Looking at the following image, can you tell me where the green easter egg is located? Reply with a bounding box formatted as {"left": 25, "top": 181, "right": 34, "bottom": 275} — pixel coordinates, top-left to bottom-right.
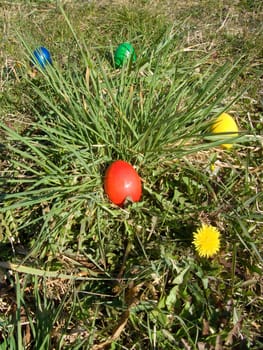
{"left": 114, "top": 42, "right": 136, "bottom": 68}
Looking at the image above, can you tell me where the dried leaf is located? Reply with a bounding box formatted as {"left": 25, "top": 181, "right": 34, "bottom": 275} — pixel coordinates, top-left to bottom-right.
{"left": 85, "top": 66, "right": 90, "bottom": 88}
{"left": 181, "top": 338, "right": 191, "bottom": 350}
{"left": 202, "top": 318, "right": 210, "bottom": 336}
{"left": 215, "top": 334, "right": 223, "bottom": 350}
{"left": 225, "top": 317, "right": 243, "bottom": 345}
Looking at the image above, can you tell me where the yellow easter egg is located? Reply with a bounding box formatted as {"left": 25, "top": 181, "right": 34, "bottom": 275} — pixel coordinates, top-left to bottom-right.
{"left": 211, "top": 113, "right": 238, "bottom": 149}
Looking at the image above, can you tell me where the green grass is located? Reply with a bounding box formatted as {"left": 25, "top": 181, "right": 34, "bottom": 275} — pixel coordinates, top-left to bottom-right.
{"left": 0, "top": 1, "right": 262, "bottom": 349}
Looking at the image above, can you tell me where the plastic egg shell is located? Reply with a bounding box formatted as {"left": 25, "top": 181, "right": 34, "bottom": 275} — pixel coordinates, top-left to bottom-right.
{"left": 114, "top": 42, "right": 136, "bottom": 68}
{"left": 211, "top": 113, "right": 238, "bottom": 149}
{"left": 32, "top": 47, "right": 52, "bottom": 69}
{"left": 104, "top": 160, "right": 142, "bottom": 206}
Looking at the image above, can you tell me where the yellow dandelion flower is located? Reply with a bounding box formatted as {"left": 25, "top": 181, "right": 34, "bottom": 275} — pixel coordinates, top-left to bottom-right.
{"left": 193, "top": 224, "right": 221, "bottom": 258}
{"left": 210, "top": 163, "right": 216, "bottom": 172}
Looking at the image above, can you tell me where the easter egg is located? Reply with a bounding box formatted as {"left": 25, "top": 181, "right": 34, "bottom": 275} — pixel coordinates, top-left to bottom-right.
{"left": 211, "top": 113, "right": 238, "bottom": 149}
{"left": 104, "top": 160, "right": 142, "bottom": 206}
{"left": 114, "top": 42, "right": 136, "bottom": 68}
{"left": 32, "top": 47, "right": 52, "bottom": 69}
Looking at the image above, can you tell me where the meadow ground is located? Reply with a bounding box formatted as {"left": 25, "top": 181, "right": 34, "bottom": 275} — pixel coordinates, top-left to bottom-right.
{"left": 0, "top": 0, "right": 262, "bottom": 349}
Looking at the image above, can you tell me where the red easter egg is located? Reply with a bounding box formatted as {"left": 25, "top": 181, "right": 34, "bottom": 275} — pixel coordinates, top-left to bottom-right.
{"left": 104, "top": 160, "right": 142, "bottom": 206}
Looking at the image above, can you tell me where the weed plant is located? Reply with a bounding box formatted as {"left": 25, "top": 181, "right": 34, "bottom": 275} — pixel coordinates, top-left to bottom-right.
{"left": 0, "top": 1, "right": 262, "bottom": 349}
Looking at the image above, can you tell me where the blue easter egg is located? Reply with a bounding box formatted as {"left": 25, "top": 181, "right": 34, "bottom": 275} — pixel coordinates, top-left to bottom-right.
{"left": 32, "top": 47, "right": 52, "bottom": 69}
